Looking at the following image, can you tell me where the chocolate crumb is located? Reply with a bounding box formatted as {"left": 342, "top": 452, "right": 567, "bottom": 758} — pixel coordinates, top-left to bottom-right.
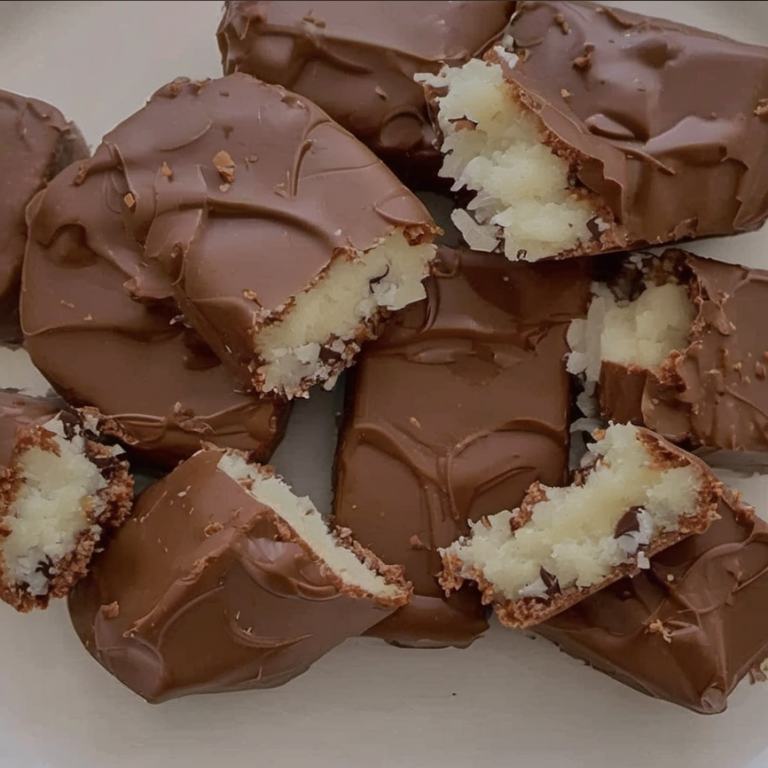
{"left": 560, "top": 88, "right": 572, "bottom": 99}
{"left": 409, "top": 534, "right": 426, "bottom": 550}
{"left": 123, "top": 192, "right": 136, "bottom": 210}
{"left": 204, "top": 522, "right": 223, "bottom": 537}
{"left": 648, "top": 619, "right": 673, "bottom": 643}
{"left": 539, "top": 567, "right": 561, "bottom": 597}
{"left": 374, "top": 86, "right": 388, "bottom": 99}
{"left": 161, "top": 162, "right": 173, "bottom": 179}
{"left": 615, "top": 505, "right": 643, "bottom": 537}
{"left": 554, "top": 13, "right": 570, "bottom": 33}
{"left": 756, "top": 99, "right": 768, "bottom": 117}
{"left": 101, "top": 601, "right": 120, "bottom": 619}
{"left": 213, "top": 149, "right": 236, "bottom": 183}
{"left": 60, "top": 300, "right": 75, "bottom": 309}
{"left": 73, "top": 161, "right": 89, "bottom": 186}
{"left": 409, "top": 416, "right": 422, "bottom": 429}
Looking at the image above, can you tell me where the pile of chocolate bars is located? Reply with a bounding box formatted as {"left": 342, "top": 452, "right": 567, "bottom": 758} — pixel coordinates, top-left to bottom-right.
{"left": 2, "top": 0, "right": 768, "bottom": 715}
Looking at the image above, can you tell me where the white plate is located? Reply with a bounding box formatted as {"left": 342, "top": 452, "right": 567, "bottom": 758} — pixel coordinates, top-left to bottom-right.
{"left": 3, "top": 2, "right": 768, "bottom": 767}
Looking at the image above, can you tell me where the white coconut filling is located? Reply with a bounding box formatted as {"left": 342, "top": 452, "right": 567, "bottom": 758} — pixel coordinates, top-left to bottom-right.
{"left": 255, "top": 229, "right": 434, "bottom": 396}
{"left": 2, "top": 419, "right": 106, "bottom": 596}
{"left": 417, "top": 54, "right": 596, "bottom": 261}
{"left": 441, "top": 424, "right": 699, "bottom": 601}
{"left": 218, "top": 452, "right": 402, "bottom": 599}
{"left": 567, "top": 283, "right": 695, "bottom": 382}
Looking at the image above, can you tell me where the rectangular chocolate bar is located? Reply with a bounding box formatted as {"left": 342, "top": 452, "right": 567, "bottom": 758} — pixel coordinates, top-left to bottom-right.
{"left": 333, "top": 246, "right": 590, "bottom": 646}
{"left": 536, "top": 491, "right": 768, "bottom": 714}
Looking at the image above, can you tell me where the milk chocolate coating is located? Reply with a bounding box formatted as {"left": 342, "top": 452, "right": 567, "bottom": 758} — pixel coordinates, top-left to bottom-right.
{"left": 22, "top": 154, "right": 290, "bottom": 467}
{"left": 0, "top": 89, "right": 87, "bottom": 342}
{"left": 217, "top": 1, "right": 515, "bottom": 186}
{"left": 537, "top": 492, "right": 768, "bottom": 714}
{"left": 599, "top": 249, "right": 768, "bottom": 460}
{"left": 68, "top": 450, "right": 407, "bottom": 702}
{"left": 334, "top": 246, "right": 590, "bottom": 647}
{"left": 0, "top": 390, "right": 61, "bottom": 469}
{"left": 92, "top": 74, "right": 435, "bottom": 395}
{"left": 502, "top": 1, "right": 768, "bottom": 252}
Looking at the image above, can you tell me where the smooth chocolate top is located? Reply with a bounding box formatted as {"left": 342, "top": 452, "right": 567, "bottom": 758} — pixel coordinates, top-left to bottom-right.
{"left": 334, "top": 246, "right": 590, "bottom": 646}
{"left": 504, "top": 1, "right": 768, "bottom": 250}
{"left": 537, "top": 493, "right": 768, "bottom": 714}
{"left": 0, "top": 390, "right": 61, "bottom": 469}
{"left": 0, "top": 89, "right": 87, "bottom": 341}
{"left": 68, "top": 450, "right": 404, "bottom": 702}
{"left": 599, "top": 249, "right": 768, "bottom": 456}
{"left": 89, "top": 74, "right": 434, "bottom": 391}
{"left": 22, "top": 155, "right": 290, "bottom": 468}
{"left": 217, "top": 1, "right": 515, "bottom": 185}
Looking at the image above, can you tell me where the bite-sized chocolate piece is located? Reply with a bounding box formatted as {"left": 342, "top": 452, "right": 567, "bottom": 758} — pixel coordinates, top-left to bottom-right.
{"left": 76, "top": 74, "right": 436, "bottom": 399}
{"left": 217, "top": 1, "right": 515, "bottom": 187}
{"left": 0, "top": 89, "right": 88, "bottom": 343}
{"left": 420, "top": 0, "right": 768, "bottom": 261}
{"left": 22, "top": 153, "right": 291, "bottom": 468}
{"left": 68, "top": 448, "right": 410, "bottom": 702}
{"left": 537, "top": 490, "right": 768, "bottom": 714}
{"left": 440, "top": 424, "right": 722, "bottom": 628}
{"left": 334, "top": 247, "right": 590, "bottom": 646}
{"left": 0, "top": 391, "right": 133, "bottom": 612}
{"left": 569, "top": 249, "right": 768, "bottom": 464}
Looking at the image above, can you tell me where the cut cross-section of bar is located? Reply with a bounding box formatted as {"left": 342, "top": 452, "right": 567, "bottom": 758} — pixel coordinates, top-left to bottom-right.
{"left": 68, "top": 448, "right": 411, "bottom": 702}
{"left": 439, "top": 423, "right": 721, "bottom": 627}
{"left": 0, "top": 394, "right": 133, "bottom": 611}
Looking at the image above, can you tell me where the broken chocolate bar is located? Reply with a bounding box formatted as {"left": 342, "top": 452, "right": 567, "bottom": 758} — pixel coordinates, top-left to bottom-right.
{"left": 22, "top": 154, "right": 291, "bottom": 467}
{"left": 0, "top": 88, "right": 87, "bottom": 342}
{"left": 419, "top": 0, "right": 768, "bottom": 260}
{"left": 68, "top": 448, "right": 410, "bottom": 702}
{"left": 569, "top": 248, "right": 768, "bottom": 462}
{"left": 78, "top": 74, "right": 437, "bottom": 398}
{"left": 334, "top": 246, "right": 590, "bottom": 646}
{"left": 440, "top": 424, "right": 722, "bottom": 627}
{"left": 537, "top": 490, "right": 768, "bottom": 714}
{"left": 0, "top": 391, "right": 133, "bottom": 611}
{"left": 217, "top": 1, "right": 515, "bottom": 186}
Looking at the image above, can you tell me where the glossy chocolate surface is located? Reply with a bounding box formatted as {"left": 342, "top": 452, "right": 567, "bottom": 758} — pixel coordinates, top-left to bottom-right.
{"left": 0, "top": 89, "right": 87, "bottom": 342}
{"left": 599, "top": 249, "right": 768, "bottom": 458}
{"left": 68, "top": 450, "right": 406, "bottom": 702}
{"left": 334, "top": 246, "right": 590, "bottom": 646}
{"left": 217, "top": 1, "right": 515, "bottom": 185}
{"left": 538, "top": 493, "right": 768, "bottom": 714}
{"left": 78, "top": 74, "right": 434, "bottom": 393}
{"left": 503, "top": 1, "right": 768, "bottom": 251}
{"left": 22, "top": 150, "right": 290, "bottom": 467}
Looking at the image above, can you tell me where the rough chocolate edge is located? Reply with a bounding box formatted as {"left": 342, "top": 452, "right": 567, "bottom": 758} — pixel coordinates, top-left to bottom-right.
{"left": 439, "top": 428, "right": 723, "bottom": 628}
{"left": 228, "top": 457, "right": 413, "bottom": 608}
{"left": 248, "top": 222, "right": 440, "bottom": 398}
{"left": 0, "top": 420, "right": 133, "bottom": 612}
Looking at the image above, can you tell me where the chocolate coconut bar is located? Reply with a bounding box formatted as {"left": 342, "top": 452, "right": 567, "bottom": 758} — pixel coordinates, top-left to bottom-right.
{"left": 419, "top": 0, "right": 768, "bottom": 261}
{"left": 0, "top": 391, "right": 133, "bottom": 611}
{"left": 22, "top": 151, "right": 290, "bottom": 468}
{"left": 334, "top": 246, "right": 590, "bottom": 646}
{"left": 72, "top": 74, "right": 437, "bottom": 398}
{"left": 569, "top": 248, "right": 768, "bottom": 463}
{"left": 537, "top": 490, "right": 768, "bottom": 714}
{"left": 68, "top": 448, "right": 411, "bottom": 702}
{"left": 217, "top": 1, "right": 515, "bottom": 186}
{"left": 440, "top": 424, "right": 722, "bottom": 627}
{"left": 0, "top": 88, "right": 87, "bottom": 343}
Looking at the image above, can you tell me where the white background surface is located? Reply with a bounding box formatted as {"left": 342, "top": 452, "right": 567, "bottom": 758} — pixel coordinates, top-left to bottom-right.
{"left": 2, "top": 2, "right": 768, "bottom": 767}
